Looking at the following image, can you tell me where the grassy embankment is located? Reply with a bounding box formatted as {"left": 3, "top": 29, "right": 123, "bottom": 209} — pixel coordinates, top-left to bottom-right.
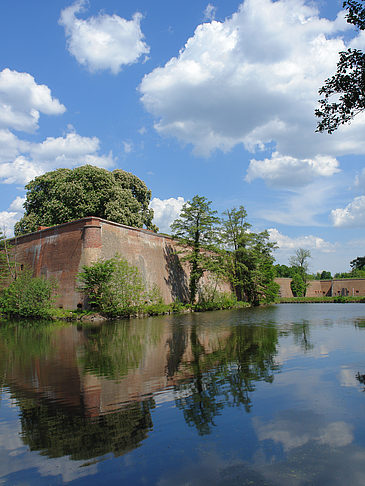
{"left": 49, "top": 299, "right": 251, "bottom": 321}
{"left": 278, "top": 296, "right": 365, "bottom": 303}
{"left": 0, "top": 298, "right": 251, "bottom": 322}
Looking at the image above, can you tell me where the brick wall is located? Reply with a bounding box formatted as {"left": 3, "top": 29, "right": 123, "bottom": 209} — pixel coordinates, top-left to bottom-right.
{"left": 9, "top": 217, "right": 231, "bottom": 309}
{"left": 275, "top": 278, "right": 293, "bottom": 298}
{"left": 275, "top": 277, "right": 365, "bottom": 298}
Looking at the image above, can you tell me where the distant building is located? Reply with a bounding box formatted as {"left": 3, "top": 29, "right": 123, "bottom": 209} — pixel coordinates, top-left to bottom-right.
{"left": 275, "top": 277, "right": 365, "bottom": 298}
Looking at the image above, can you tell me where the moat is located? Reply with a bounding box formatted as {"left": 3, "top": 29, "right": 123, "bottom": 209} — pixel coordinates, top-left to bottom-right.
{"left": 1, "top": 304, "right": 365, "bottom": 485}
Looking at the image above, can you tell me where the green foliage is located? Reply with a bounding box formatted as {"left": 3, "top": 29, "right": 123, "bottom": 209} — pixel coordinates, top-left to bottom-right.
{"left": 195, "top": 279, "right": 239, "bottom": 312}
{"left": 219, "top": 207, "right": 278, "bottom": 305}
{"left": 171, "top": 195, "right": 219, "bottom": 304}
{"left": 335, "top": 262, "right": 365, "bottom": 278}
{"left": 350, "top": 256, "right": 365, "bottom": 270}
{"left": 77, "top": 259, "right": 116, "bottom": 309}
{"left": 314, "top": 270, "right": 333, "bottom": 280}
{"left": 14, "top": 165, "right": 157, "bottom": 236}
{"left": 279, "top": 295, "right": 365, "bottom": 303}
{"left": 0, "top": 230, "right": 18, "bottom": 285}
{"left": 316, "top": 1, "right": 365, "bottom": 132}
{"left": 274, "top": 264, "right": 296, "bottom": 278}
{"left": 290, "top": 272, "right": 307, "bottom": 297}
{"left": 194, "top": 293, "right": 240, "bottom": 312}
{"left": 286, "top": 248, "right": 312, "bottom": 296}
{"left": 0, "top": 231, "right": 9, "bottom": 286}
{"left": 101, "top": 258, "right": 146, "bottom": 316}
{"left": 78, "top": 256, "right": 162, "bottom": 317}
{"left": 0, "top": 271, "right": 56, "bottom": 318}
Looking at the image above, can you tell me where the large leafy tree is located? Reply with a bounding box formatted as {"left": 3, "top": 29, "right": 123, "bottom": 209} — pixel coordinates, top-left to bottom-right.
{"left": 316, "top": 0, "right": 365, "bottom": 132}
{"left": 220, "top": 207, "right": 278, "bottom": 305}
{"left": 14, "top": 165, "right": 157, "bottom": 235}
{"left": 170, "top": 195, "right": 219, "bottom": 304}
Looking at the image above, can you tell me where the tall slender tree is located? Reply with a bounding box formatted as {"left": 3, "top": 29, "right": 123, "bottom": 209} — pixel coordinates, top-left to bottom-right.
{"left": 219, "top": 207, "right": 278, "bottom": 305}
{"left": 171, "top": 195, "right": 219, "bottom": 304}
{"left": 289, "top": 248, "right": 311, "bottom": 297}
{"left": 219, "top": 206, "right": 251, "bottom": 301}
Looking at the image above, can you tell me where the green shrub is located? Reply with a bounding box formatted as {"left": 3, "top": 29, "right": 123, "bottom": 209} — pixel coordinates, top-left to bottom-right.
{"left": 194, "top": 284, "right": 238, "bottom": 312}
{"left": 0, "top": 271, "right": 56, "bottom": 318}
{"left": 77, "top": 259, "right": 116, "bottom": 309}
{"left": 78, "top": 256, "right": 165, "bottom": 317}
{"left": 290, "top": 273, "right": 307, "bottom": 297}
{"left": 78, "top": 257, "right": 248, "bottom": 318}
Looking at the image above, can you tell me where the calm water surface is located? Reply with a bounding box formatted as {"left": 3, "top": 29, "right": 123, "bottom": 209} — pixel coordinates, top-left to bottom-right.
{"left": 1, "top": 304, "right": 365, "bottom": 485}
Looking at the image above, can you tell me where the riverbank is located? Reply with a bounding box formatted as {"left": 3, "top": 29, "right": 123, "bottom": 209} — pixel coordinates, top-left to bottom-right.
{"left": 279, "top": 296, "right": 365, "bottom": 303}
{"left": 0, "top": 299, "right": 251, "bottom": 323}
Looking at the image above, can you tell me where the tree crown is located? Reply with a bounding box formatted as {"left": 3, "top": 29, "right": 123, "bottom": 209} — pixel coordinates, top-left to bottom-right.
{"left": 15, "top": 165, "right": 157, "bottom": 235}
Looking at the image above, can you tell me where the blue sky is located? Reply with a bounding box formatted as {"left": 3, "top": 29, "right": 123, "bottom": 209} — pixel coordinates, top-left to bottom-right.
{"left": 1, "top": 0, "right": 364, "bottom": 274}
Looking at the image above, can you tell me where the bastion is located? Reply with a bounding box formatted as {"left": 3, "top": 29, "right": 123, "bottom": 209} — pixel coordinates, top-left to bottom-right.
{"left": 8, "top": 217, "right": 230, "bottom": 310}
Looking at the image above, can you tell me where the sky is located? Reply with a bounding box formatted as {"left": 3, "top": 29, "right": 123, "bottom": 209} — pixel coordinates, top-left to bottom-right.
{"left": 1, "top": 0, "right": 365, "bottom": 274}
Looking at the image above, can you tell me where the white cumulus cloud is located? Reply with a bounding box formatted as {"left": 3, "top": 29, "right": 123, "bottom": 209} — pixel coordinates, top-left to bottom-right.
{"left": 204, "top": 4, "right": 217, "bottom": 21}
{"left": 0, "top": 197, "right": 25, "bottom": 235}
{"left": 254, "top": 413, "right": 353, "bottom": 452}
{"left": 246, "top": 152, "right": 340, "bottom": 187}
{"left": 150, "top": 196, "right": 185, "bottom": 233}
{"left": 0, "top": 156, "right": 42, "bottom": 185}
{"left": 0, "top": 211, "right": 20, "bottom": 235}
{"left": 331, "top": 196, "right": 365, "bottom": 227}
{"left": 268, "top": 228, "right": 335, "bottom": 252}
{"left": 9, "top": 196, "right": 25, "bottom": 213}
{"left": 0, "top": 68, "right": 65, "bottom": 133}
{"left": 59, "top": 0, "right": 150, "bottom": 74}
{"left": 140, "top": 0, "right": 365, "bottom": 159}
{"left": 0, "top": 132, "right": 114, "bottom": 185}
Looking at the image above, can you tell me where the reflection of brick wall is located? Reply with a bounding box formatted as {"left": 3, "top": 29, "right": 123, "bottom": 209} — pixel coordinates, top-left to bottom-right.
{"left": 9, "top": 217, "right": 231, "bottom": 309}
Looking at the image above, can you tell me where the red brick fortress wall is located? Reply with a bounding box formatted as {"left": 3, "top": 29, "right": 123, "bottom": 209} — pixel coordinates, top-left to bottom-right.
{"left": 98, "top": 219, "right": 230, "bottom": 304}
{"left": 9, "top": 218, "right": 100, "bottom": 309}
{"left": 8, "top": 217, "right": 231, "bottom": 309}
{"left": 275, "top": 278, "right": 365, "bottom": 298}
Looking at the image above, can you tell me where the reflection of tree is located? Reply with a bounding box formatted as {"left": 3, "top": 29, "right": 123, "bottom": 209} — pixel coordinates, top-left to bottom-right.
{"left": 224, "top": 324, "right": 279, "bottom": 411}
{"left": 80, "top": 319, "right": 164, "bottom": 379}
{"left": 166, "top": 319, "right": 188, "bottom": 378}
{"left": 0, "top": 315, "right": 281, "bottom": 450}
{"left": 356, "top": 372, "right": 365, "bottom": 391}
{"left": 355, "top": 319, "right": 365, "bottom": 330}
{"left": 0, "top": 320, "right": 58, "bottom": 382}
{"left": 0, "top": 320, "right": 157, "bottom": 461}
{"left": 175, "top": 322, "right": 279, "bottom": 435}
{"left": 176, "top": 326, "right": 224, "bottom": 435}
{"left": 292, "top": 320, "right": 314, "bottom": 353}
{"left": 18, "top": 394, "right": 154, "bottom": 460}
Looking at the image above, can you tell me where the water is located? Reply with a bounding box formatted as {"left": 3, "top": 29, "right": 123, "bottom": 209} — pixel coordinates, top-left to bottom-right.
{"left": 1, "top": 304, "right": 365, "bottom": 485}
